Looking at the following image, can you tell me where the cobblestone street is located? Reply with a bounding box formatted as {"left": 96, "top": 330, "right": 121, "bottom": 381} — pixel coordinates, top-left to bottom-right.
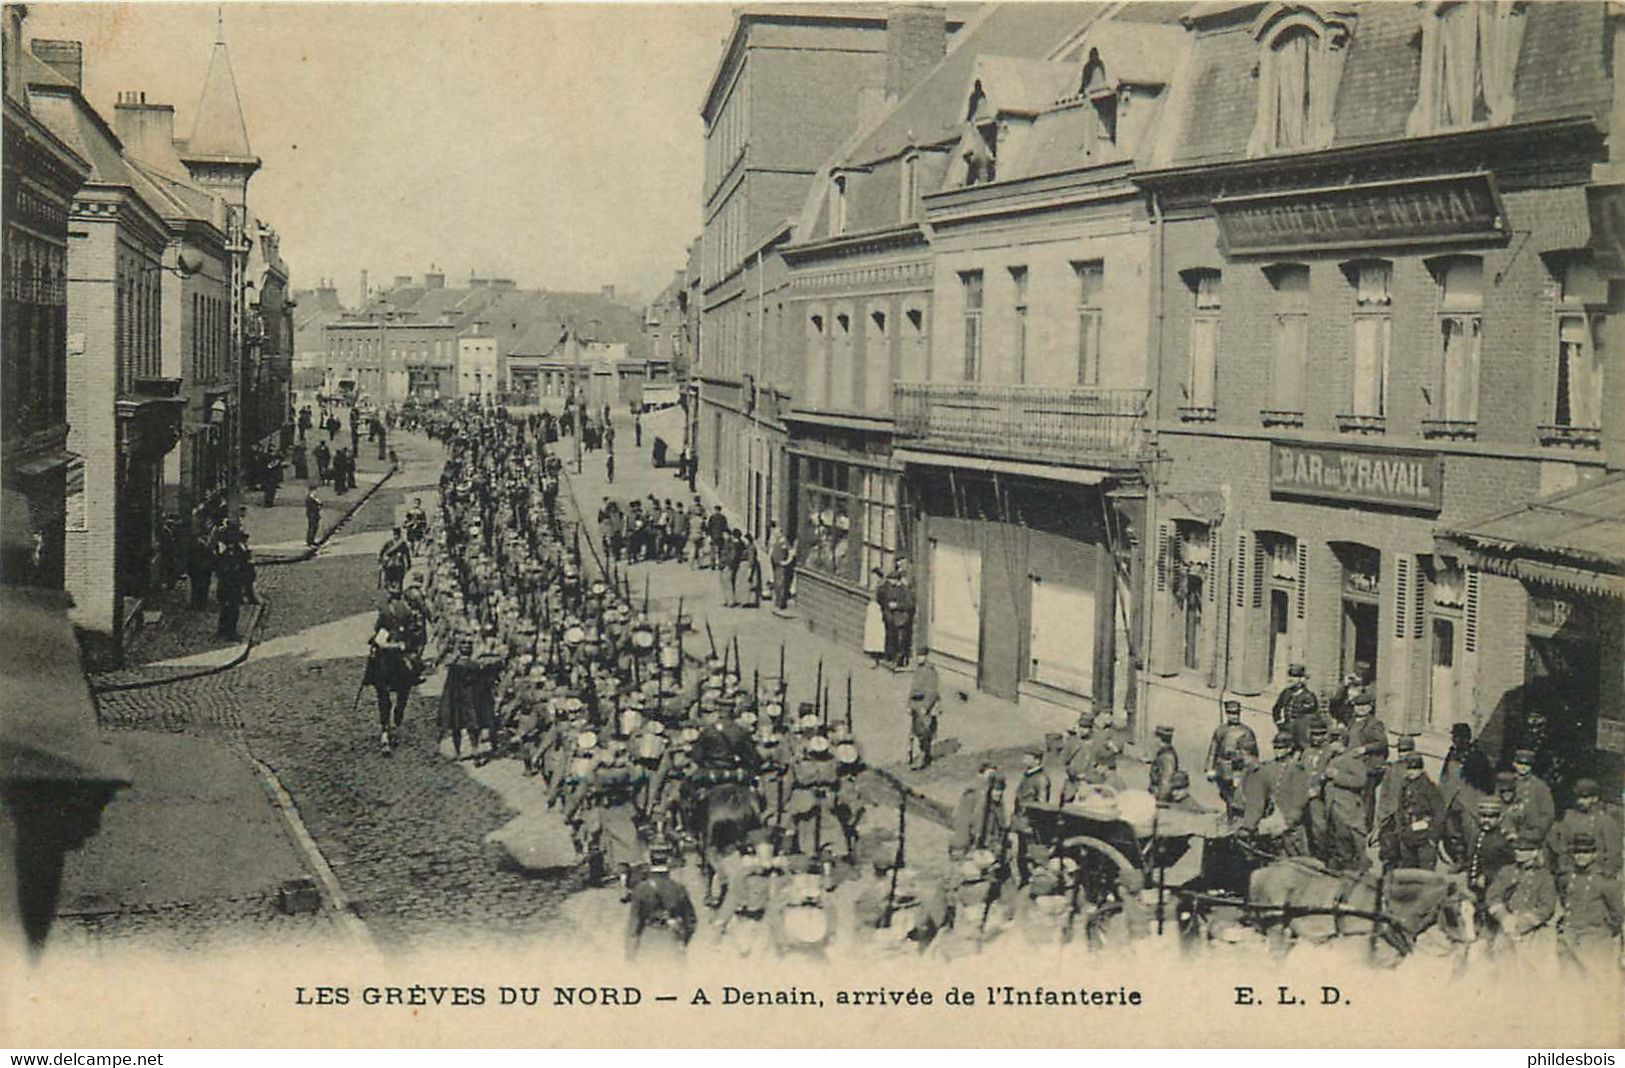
{"left": 65, "top": 433, "right": 585, "bottom": 954}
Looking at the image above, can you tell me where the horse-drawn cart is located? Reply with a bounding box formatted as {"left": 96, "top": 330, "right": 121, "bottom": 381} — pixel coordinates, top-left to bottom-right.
{"left": 1026, "top": 787, "right": 1472, "bottom": 958}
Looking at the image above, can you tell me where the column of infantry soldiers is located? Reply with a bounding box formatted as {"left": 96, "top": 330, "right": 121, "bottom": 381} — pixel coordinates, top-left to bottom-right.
{"left": 362, "top": 403, "right": 1618, "bottom": 964}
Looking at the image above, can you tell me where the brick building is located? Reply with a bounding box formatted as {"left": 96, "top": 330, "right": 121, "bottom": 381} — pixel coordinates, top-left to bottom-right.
{"left": 1136, "top": 1, "right": 1623, "bottom": 795}
{"left": 110, "top": 92, "right": 234, "bottom": 526}
{"left": 695, "top": 5, "right": 964, "bottom": 545}
{"left": 26, "top": 39, "right": 182, "bottom": 663}
{"left": 909, "top": 6, "right": 1191, "bottom": 720}
{"left": 3, "top": 7, "right": 91, "bottom": 591}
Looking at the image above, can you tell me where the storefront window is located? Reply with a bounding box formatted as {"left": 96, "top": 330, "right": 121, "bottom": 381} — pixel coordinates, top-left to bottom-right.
{"left": 799, "top": 458, "right": 899, "bottom": 588}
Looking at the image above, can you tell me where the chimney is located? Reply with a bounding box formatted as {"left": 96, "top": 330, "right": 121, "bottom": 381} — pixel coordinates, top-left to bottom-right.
{"left": 113, "top": 93, "right": 186, "bottom": 172}
{"left": 30, "top": 38, "right": 83, "bottom": 88}
{"left": 359, "top": 269, "right": 369, "bottom": 302}
{"left": 600, "top": 285, "right": 616, "bottom": 302}
{"left": 491, "top": 277, "right": 515, "bottom": 292}
{"left": 393, "top": 274, "right": 412, "bottom": 289}
{"left": 884, "top": 6, "right": 945, "bottom": 102}
{"left": 423, "top": 265, "right": 445, "bottom": 289}
{"left": 470, "top": 274, "right": 489, "bottom": 288}
{"left": 4, "top": 7, "right": 27, "bottom": 103}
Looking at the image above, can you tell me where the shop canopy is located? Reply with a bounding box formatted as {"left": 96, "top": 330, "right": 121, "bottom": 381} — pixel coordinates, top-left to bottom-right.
{"left": 1439, "top": 472, "right": 1625, "bottom": 600}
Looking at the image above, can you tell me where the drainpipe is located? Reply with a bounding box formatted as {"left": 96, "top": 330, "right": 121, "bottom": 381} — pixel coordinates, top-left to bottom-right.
{"left": 754, "top": 247, "right": 767, "bottom": 537}
{"left": 1134, "top": 187, "right": 1168, "bottom": 744}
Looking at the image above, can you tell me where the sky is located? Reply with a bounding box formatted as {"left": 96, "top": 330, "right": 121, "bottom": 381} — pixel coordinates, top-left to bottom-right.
{"left": 22, "top": 2, "right": 738, "bottom": 308}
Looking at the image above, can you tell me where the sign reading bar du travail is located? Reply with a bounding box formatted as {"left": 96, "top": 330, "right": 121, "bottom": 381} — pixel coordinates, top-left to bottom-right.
{"left": 1270, "top": 442, "right": 1445, "bottom": 513}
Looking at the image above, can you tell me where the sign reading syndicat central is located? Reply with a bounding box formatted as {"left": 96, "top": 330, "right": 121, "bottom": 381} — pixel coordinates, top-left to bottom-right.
{"left": 1214, "top": 172, "right": 1507, "bottom": 256}
{"left": 1269, "top": 442, "right": 1444, "bottom": 513}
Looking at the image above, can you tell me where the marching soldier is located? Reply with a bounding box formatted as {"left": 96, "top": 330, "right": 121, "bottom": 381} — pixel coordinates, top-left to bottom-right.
{"left": 1204, "top": 700, "right": 1258, "bottom": 810}
{"left": 907, "top": 662, "right": 941, "bottom": 770}
{"left": 715, "top": 832, "right": 782, "bottom": 958}
{"left": 1486, "top": 831, "right": 1558, "bottom": 955}
{"left": 1147, "top": 725, "right": 1179, "bottom": 802}
{"left": 1556, "top": 833, "right": 1622, "bottom": 968}
{"left": 625, "top": 846, "right": 695, "bottom": 960}
{"left": 951, "top": 764, "right": 1009, "bottom": 860}
{"left": 788, "top": 734, "right": 840, "bottom": 856}
{"left": 1239, "top": 732, "right": 1311, "bottom": 854}
{"left": 1548, "top": 778, "right": 1621, "bottom": 876}
{"left": 1377, "top": 753, "right": 1444, "bottom": 872}
{"left": 1011, "top": 746, "right": 1053, "bottom": 883}
{"left": 368, "top": 587, "right": 425, "bottom": 754}
{"left": 378, "top": 525, "right": 412, "bottom": 592}
{"left": 1271, "top": 663, "right": 1321, "bottom": 751}
{"left": 1453, "top": 796, "right": 1515, "bottom": 907}
{"left": 1508, "top": 747, "right": 1557, "bottom": 841}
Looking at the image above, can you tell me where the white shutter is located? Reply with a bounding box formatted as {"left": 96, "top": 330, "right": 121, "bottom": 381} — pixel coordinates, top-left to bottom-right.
{"left": 1394, "top": 555, "right": 1411, "bottom": 640}
{"left": 1235, "top": 533, "right": 1249, "bottom": 608}
{"left": 1252, "top": 534, "right": 1266, "bottom": 609}
{"left": 1295, "top": 540, "right": 1308, "bottom": 620}
{"left": 1464, "top": 568, "right": 1480, "bottom": 653}
{"left": 1156, "top": 522, "right": 1171, "bottom": 593}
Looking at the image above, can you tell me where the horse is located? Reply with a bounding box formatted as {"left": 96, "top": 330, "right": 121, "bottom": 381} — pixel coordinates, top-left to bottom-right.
{"left": 1247, "top": 858, "right": 1475, "bottom": 961}
{"left": 687, "top": 777, "right": 762, "bottom": 907}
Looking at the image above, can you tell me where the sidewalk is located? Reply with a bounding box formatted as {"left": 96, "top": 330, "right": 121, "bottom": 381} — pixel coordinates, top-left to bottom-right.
{"left": 253, "top": 435, "right": 398, "bottom": 559}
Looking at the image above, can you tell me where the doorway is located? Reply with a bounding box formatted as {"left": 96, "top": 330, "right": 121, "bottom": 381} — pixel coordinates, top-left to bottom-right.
{"left": 1429, "top": 617, "right": 1460, "bottom": 727}
{"left": 1341, "top": 600, "right": 1378, "bottom": 681}
{"left": 1183, "top": 573, "right": 1205, "bottom": 671}
{"left": 1268, "top": 587, "right": 1290, "bottom": 684}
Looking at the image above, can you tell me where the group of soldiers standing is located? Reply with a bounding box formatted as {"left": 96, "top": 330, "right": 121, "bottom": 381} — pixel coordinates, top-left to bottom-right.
{"left": 1195, "top": 662, "right": 1622, "bottom": 959}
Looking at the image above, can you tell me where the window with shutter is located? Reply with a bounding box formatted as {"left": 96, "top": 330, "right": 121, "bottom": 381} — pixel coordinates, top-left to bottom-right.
{"left": 1413, "top": 559, "right": 1427, "bottom": 640}
{"left": 1252, "top": 534, "right": 1266, "bottom": 609}
{"left": 1394, "top": 556, "right": 1411, "bottom": 640}
{"left": 1156, "top": 523, "right": 1171, "bottom": 592}
{"left": 1464, "top": 568, "right": 1480, "bottom": 653}
{"left": 1295, "top": 541, "right": 1308, "bottom": 620}
{"left": 1235, "top": 534, "right": 1249, "bottom": 608}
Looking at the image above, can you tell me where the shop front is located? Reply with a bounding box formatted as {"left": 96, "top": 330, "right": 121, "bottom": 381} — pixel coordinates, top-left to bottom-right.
{"left": 1150, "top": 437, "right": 1537, "bottom": 752}
{"left": 907, "top": 463, "right": 1138, "bottom": 720}
{"left": 787, "top": 422, "right": 904, "bottom": 650}
{"left": 1441, "top": 472, "right": 1625, "bottom": 802}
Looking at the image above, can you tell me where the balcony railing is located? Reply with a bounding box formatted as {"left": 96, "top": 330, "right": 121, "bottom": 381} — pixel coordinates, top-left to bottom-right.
{"left": 892, "top": 381, "right": 1149, "bottom": 469}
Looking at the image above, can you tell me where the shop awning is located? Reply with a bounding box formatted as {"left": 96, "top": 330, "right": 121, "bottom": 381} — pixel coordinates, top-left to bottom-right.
{"left": 1159, "top": 488, "right": 1226, "bottom": 524}
{"left": 1438, "top": 472, "right": 1625, "bottom": 599}
{"left": 892, "top": 447, "right": 1110, "bottom": 486}
{"left": 0, "top": 585, "right": 130, "bottom": 784}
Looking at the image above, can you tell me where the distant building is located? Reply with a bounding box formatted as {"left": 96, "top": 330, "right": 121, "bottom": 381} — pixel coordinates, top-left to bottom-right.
{"left": 322, "top": 272, "right": 648, "bottom": 405}
{"left": 695, "top": 5, "right": 963, "bottom": 544}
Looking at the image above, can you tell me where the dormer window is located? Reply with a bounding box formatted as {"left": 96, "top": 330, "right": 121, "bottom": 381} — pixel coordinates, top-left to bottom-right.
{"left": 955, "top": 81, "right": 997, "bottom": 187}
{"left": 1408, "top": 1, "right": 1527, "bottom": 134}
{"left": 901, "top": 152, "right": 920, "bottom": 221}
{"left": 831, "top": 173, "right": 849, "bottom": 235}
{"left": 1247, "top": 7, "right": 1351, "bottom": 156}
{"left": 963, "top": 123, "right": 996, "bottom": 186}
{"left": 1080, "top": 50, "right": 1118, "bottom": 156}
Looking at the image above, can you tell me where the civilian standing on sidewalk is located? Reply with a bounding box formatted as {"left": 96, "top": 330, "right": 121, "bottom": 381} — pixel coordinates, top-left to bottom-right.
{"left": 304, "top": 485, "right": 323, "bottom": 546}
{"left": 717, "top": 529, "right": 740, "bottom": 606}
{"left": 688, "top": 502, "right": 706, "bottom": 568}
{"left": 744, "top": 534, "right": 762, "bottom": 607}
{"left": 772, "top": 533, "right": 796, "bottom": 612}
{"left": 863, "top": 570, "right": 887, "bottom": 666}
{"left": 705, "top": 505, "right": 728, "bottom": 570}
